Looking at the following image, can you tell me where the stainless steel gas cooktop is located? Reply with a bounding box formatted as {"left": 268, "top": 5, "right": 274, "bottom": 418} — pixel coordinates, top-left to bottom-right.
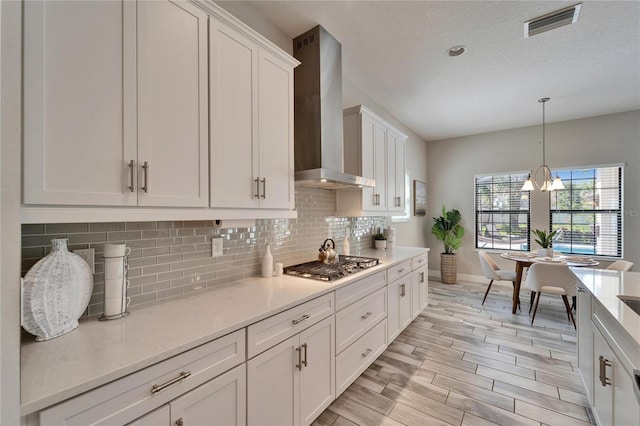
{"left": 284, "top": 255, "right": 380, "bottom": 282}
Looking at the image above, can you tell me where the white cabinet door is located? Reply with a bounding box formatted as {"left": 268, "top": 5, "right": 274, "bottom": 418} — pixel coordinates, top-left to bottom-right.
{"left": 372, "top": 122, "right": 388, "bottom": 211}
{"left": 137, "top": 0, "right": 209, "bottom": 207}
{"left": 360, "top": 113, "right": 377, "bottom": 211}
{"left": 411, "top": 265, "right": 428, "bottom": 319}
{"left": 127, "top": 405, "right": 170, "bottom": 426}
{"left": 576, "top": 285, "right": 592, "bottom": 402}
{"left": 387, "top": 274, "right": 412, "bottom": 343}
{"left": 592, "top": 326, "right": 614, "bottom": 426}
{"left": 299, "top": 317, "right": 335, "bottom": 425}
{"left": 209, "top": 18, "right": 259, "bottom": 209}
{"left": 387, "top": 131, "right": 406, "bottom": 213}
{"left": 23, "top": 0, "right": 137, "bottom": 206}
{"left": 258, "top": 49, "right": 295, "bottom": 210}
{"left": 247, "top": 336, "right": 299, "bottom": 426}
{"left": 171, "top": 364, "right": 246, "bottom": 426}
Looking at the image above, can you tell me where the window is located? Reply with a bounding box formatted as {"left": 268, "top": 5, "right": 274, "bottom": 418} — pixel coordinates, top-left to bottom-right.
{"left": 475, "top": 172, "right": 530, "bottom": 251}
{"left": 550, "top": 166, "right": 622, "bottom": 257}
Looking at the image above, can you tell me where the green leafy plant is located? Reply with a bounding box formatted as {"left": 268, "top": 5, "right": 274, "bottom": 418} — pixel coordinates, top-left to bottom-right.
{"left": 431, "top": 205, "right": 465, "bottom": 254}
{"left": 374, "top": 232, "right": 387, "bottom": 241}
{"left": 532, "top": 229, "right": 557, "bottom": 248}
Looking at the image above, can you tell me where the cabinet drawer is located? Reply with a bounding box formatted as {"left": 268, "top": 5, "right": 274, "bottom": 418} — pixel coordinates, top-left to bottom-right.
{"left": 387, "top": 260, "right": 411, "bottom": 283}
{"left": 40, "top": 329, "right": 245, "bottom": 425}
{"left": 336, "top": 319, "right": 387, "bottom": 396}
{"left": 336, "top": 287, "right": 387, "bottom": 354}
{"left": 335, "top": 270, "right": 386, "bottom": 311}
{"left": 247, "top": 293, "right": 334, "bottom": 359}
{"left": 411, "top": 253, "right": 428, "bottom": 270}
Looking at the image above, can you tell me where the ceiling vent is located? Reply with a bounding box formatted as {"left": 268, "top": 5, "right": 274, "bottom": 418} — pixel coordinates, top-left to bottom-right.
{"left": 525, "top": 3, "right": 582, "bottom": 38}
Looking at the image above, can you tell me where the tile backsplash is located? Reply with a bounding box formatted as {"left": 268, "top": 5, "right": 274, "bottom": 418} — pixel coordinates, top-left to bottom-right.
{"left": 21, "top": 187, "right": 386, "bottom": 317}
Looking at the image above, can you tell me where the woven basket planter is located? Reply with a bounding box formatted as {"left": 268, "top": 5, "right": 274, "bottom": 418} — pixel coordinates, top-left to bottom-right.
{"left": 440, "top": 253, "right": 457, "bottom": 284}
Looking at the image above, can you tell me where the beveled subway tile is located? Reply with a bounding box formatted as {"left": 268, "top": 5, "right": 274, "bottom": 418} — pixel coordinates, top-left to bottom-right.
{"left": 514, "top": 399, "right": 592, "bottom": 426}
{"left": 493, "top": 380, "right": 590, "bottom": 422}
{"left": 446, "top": 391, "right": 539, "bottom": 426}
{"left": 432, "top": 374, "right": 514, "bottom": 412}
{"left": 476, "top": 366, "right": 559, "bottom": 398}
{"left": 388, "top": 401, "right": 454, "bottom": 426}
{"left": 382, "top": 382, "right": 464, "bottom": 425}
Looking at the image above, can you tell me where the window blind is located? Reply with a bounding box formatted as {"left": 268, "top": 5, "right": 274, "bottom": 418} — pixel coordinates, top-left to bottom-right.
{"left": 475, "top": 172, "right": 531, "bottom": 251}
{"left": 550, "top": 166, "right": 622, "bottom": 257}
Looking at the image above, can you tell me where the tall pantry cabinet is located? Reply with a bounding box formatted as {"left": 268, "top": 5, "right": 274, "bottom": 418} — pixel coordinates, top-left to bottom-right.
{"left": 23, "top": 0, "right": 209, "bottom": 207}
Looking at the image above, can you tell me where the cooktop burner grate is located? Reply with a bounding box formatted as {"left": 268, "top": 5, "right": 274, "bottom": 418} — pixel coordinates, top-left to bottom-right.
{"left": 284, "top": 255, "right": 380, "bottom": 281}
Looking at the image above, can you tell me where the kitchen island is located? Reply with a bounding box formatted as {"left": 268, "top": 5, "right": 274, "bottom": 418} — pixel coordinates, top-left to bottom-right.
{"left": 21, "top": 247, "right": 428, "bottom": 425}
{"left": 570, "top": 267, "right": 640, "bottom": 426}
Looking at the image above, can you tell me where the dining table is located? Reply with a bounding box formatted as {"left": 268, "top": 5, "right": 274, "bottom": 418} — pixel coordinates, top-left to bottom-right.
{"left": 500, "top": 252, "right": 599, "bottom": 314}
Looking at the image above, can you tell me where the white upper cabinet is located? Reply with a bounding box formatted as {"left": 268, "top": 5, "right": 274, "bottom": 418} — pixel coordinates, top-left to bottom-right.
{"left": 338, "top": 105, "right": 407, "bottom": 216}
{"left": 210, "top": 18, "right": 297, "bottom": 211}
{"left": 23, "top": 0, "right": 137, "bottom": 206}
{"left": 136, "top": 0, "right": 209, "bottom": 207}
{"left": 23, "top": 0, "right": 208, "bottom": 208}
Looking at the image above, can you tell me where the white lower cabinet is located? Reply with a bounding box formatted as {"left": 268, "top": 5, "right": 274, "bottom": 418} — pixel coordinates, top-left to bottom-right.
{"left": 411, "top": 265, "right": 428, "bottom": 319}
{"left": 591, "top": 320, "right": 640, "bottom": 426}
{"left": 127, "top": 364, "right": 246, "bottom": 426}
{"left": 576, "top": 283, "right": 592, "bottom": 402}
{"left": 387, "top": 273, "right": 412, "bottom": 343}
{"left": 247, "top": 316, "right": 335, "bottom": 426}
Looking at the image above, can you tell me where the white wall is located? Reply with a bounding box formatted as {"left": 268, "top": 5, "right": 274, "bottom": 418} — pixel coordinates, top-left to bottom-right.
{"left": 1, "top": 0, "right": 23, "bottom": 423}
{"left": 427, "top": 110, "right": 640, "bottom": 275}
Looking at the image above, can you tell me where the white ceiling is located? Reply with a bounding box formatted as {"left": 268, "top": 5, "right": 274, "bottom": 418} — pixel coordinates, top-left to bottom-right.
{"left": 246, "top": 0, "right": 640, "bottom": 141}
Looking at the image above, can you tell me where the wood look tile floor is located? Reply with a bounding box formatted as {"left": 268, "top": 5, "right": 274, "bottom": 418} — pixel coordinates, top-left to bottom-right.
{"left": 313, "top": 279, "right": 595, "bottom": 426}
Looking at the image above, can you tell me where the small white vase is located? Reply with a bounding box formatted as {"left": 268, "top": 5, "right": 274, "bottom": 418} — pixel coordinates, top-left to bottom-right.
{"left": 22, "top": 239, "right": 93, "bottom": 341}
{"left": 538, "top": 248, "right": 554, "bottom": 257}
{"left": 374, "top": 240, "right": 387, "bottom": 250}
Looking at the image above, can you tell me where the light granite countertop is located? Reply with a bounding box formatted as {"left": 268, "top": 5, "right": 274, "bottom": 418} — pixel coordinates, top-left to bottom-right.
{"left": 570, "top": 267, "right": 640, "bottom": 350}
{"left": 21, "top": 246, "right": 429, "bottom": 416}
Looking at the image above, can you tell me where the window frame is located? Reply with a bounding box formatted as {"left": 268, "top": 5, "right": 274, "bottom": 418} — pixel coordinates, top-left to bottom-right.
{"left": 549, "top": 164, "right": 623, "bottom": 259}
{"left": 474, "top": 170, "right": 531, "bottom": 252}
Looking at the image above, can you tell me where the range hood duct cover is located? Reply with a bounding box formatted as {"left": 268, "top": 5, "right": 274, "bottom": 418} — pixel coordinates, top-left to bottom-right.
{"left": 292, "top": 26, "right": 374, "bottom": 189}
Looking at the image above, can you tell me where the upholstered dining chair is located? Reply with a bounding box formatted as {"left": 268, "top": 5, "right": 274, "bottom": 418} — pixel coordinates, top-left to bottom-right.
{"left": 607, "top": 260, "right": 634, "bottom": 272}
{"left": 524, "top": 263, "right": 577, "bottom": 328}
{"left": 478, "top": 251, "right": 518, "bottom": 307}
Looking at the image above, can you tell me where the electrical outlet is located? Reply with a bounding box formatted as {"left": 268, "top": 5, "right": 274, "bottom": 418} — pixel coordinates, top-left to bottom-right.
{"left": 211, "top": 238, "right": 223, "bottom": 257}
{"left": 73, "top": 248, "right": 95, "bottom": 273}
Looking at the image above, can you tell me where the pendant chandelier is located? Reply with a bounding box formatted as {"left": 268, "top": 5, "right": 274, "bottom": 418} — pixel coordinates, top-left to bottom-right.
{"left": 521, "top": 98, "right": 564, "bottom": 192}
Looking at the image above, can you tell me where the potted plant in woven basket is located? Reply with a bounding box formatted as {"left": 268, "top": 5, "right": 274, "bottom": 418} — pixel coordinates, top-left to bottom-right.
{"left": 431, "top": 205, "right": 465, "bottom": 284}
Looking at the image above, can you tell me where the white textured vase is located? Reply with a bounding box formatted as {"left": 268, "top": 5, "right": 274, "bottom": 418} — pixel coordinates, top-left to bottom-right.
{"left": 22, "top": 239, "right": 93, "bottom": 341}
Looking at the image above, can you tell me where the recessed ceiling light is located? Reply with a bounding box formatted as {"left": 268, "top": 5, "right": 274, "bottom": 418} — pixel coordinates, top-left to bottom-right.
{"left": 448, "top": 45, "right": 466, "bottom": 57}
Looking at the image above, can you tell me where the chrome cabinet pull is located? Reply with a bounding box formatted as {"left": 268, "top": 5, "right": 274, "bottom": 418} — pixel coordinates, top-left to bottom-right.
{"left": 261, "top": 178, "right": 266, "bottom": 199}
{"left": 361, "top": 311, "right": 372, "bottom": 320}
{"left": 395, "top": 196, "right": 401, "bottom": 207}
{"left": 400, "top": 283, "right": 406, "bottom": 297}
{"left": 398, "top": 268, "right": 406, "bottom": 274}
{"left": 151, "top": 371, "right": 191, "bottom": 394}
{"left": 361, "top": 348, "right": 372, "bottom": 358}
{"left": 254, "top": 178, "right": 260, "bottom": 198}
{"left": 599, "top": 355, "right": 612, "bottom": 387}
{"left": 419, "top": 272, "right": 425, "bottom": 283}
{"left": 292, "top": 314, "right": 310, "bottom": 325}
{"left": 128, "top": 160, "right": 136, "bottom": 192}
{"left": 142, "top": 161, "right": 150, "bottom": 193}
{"left": 296, "top": 346, "right": 302, "bottom": 371}
{"left": 302, "top": 343, "right": 308, "bottom": 367}
{"left": 175, "top": 419, "right": 184, "bottom": 426}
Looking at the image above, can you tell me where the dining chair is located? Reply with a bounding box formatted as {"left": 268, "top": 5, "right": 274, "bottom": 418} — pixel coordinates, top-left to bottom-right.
{"left": 478, "top": 251, "right": 518, "bottom": 307}
{"left": 524, "top": 263, "right": 577, "bottom": 328}
{"left": 606, "top": 260, "right": 634, "bottom": 272}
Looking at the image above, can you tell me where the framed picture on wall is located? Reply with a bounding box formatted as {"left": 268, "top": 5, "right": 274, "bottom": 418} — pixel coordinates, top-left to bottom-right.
{"left": 413, "top": 180, "right": 426, "bottom": 216}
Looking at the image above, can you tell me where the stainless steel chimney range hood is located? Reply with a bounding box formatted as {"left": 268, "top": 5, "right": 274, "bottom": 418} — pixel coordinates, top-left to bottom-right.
{"left": 293, "top": 26, "right": 374, "bottom": 190}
